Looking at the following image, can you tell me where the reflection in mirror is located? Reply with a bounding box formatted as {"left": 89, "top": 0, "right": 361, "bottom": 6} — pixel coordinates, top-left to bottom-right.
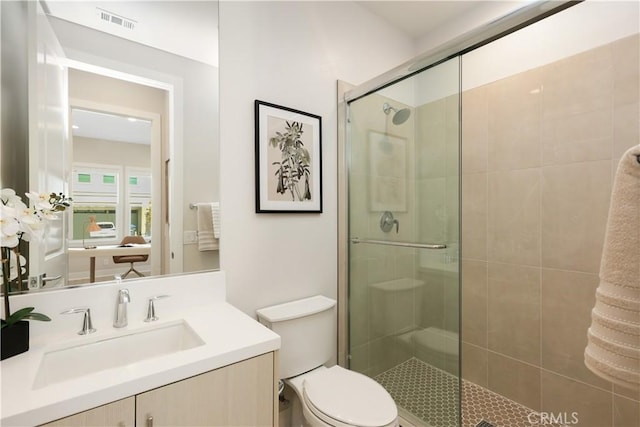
{"left": 0, "top": 1, "right": 220, "bottom": 294}
{"left": 69, "top": 109, "right": 154, "bottom": 284}
{"left": 71, "top": 109, "right": 152, "bottom": 247}
{"left": 66, "top": 67, "right": 166, "bottom": 284}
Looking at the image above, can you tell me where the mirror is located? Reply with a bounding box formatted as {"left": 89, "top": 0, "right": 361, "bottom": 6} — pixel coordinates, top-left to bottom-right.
{"left": 0, "top": 0, "right": 219, "bottom": 292}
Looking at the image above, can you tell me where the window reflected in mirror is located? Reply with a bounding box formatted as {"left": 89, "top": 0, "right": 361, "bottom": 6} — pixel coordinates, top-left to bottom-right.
{"left": 70, "top": 109, "right": 153, "bottom": 249}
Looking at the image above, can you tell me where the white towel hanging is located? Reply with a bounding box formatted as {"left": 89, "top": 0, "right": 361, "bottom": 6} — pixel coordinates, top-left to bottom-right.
{"left": 210, "top": 202, "right": 221, "bottom": 239}
{"left": 584, "top": 144, "right": 640, "bottom": 389}
{"left": 196, "top": 203, "right": 216, "bottom": 251}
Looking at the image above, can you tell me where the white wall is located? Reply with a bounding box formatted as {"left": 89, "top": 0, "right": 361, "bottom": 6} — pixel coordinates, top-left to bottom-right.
{"left": 415, "top": 1, "right": 525, "bottom": 54}
{"left": 219, "top": 1, "right": 416, "bottom": 319}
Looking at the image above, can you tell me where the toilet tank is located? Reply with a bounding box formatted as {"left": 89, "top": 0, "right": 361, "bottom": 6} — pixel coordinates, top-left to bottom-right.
{"left": 256, "top": 295, "right": 336, "bottom": 379}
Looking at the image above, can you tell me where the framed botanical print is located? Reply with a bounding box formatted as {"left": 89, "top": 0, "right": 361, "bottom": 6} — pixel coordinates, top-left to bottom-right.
{"left": 254, "top": 100, "right": 322, "bottom": 213}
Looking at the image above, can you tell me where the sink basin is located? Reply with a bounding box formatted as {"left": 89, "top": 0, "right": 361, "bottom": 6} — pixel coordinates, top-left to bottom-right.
{"left": 33, "top": 320, "right": 204, "bottom": 388}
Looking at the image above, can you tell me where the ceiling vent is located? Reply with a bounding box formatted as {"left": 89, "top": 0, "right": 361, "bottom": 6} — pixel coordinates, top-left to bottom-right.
{"left": 97, "top": 8, "right": 136, "bottom": 31}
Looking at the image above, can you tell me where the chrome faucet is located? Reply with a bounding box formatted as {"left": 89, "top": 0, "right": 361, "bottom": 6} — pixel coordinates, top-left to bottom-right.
{"left": 144, "top": 295, "right": 170, "bottom": 322}
{"left": 114, "top": 288, "right": 131, "bottom": 328}
{"left": 61, "top": 307, "right": 96, "bottom": 335}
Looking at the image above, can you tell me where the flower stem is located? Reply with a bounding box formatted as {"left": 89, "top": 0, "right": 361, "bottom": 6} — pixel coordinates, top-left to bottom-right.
{"left": 13, "top": 248, "right": 23, "bottom": 292}
{"left": 2, "top": 248, "right": 11, "bottom": 318}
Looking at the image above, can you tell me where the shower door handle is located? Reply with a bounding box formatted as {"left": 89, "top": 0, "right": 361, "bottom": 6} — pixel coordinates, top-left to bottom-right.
{"left": 380, "top": 211, "right": 399, "bottom": 233}
{"left": 351, "top": 238, "right": 446, "bottom": 250}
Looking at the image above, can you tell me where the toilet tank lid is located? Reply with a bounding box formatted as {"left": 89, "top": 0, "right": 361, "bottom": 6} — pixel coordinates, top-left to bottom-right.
{"left": 256, "top": 295, "right": 336, "bottom": 323}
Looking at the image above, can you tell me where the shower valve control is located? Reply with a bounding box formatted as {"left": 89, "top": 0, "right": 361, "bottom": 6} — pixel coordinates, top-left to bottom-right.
{"left": 380, "top": 211, "right": 399, "bottom": 233}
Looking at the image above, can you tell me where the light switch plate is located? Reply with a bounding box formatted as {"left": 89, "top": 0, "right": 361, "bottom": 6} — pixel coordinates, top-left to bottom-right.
{"left": 183, "top": 230, "right": 197, "bottom": 244}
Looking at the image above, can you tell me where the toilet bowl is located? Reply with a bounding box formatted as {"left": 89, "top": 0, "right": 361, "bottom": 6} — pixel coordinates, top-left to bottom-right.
{"left": 287, "top": 366, "right": 397, "bottom": 427}
{"left": 256, "top": 296, "right": 398, "bottom": 427}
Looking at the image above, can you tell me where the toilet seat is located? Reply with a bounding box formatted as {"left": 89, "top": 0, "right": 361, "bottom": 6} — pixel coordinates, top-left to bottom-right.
{"left": 301, "top": 366, "right": 397, "bottom": 427}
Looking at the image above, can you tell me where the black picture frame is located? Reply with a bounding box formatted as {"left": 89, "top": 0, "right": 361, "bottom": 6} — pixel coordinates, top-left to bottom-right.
{"left": 254, "top": 100, "right": 322, "bottom": 213}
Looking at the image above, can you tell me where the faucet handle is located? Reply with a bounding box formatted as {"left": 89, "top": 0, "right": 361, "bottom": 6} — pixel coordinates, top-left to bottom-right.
{"left": 61, "top": 307, "right": 96, "bottom": 335}
{"left": 144, "top": 295, "right": 170, "bottom": 322}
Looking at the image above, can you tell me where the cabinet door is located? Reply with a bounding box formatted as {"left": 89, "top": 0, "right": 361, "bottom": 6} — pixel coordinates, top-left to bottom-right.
{"left": 136, "top": 352, "right": 275, "bottom": 427}
{"left": 40, "top": 397, "right": 135, "bottom": 427}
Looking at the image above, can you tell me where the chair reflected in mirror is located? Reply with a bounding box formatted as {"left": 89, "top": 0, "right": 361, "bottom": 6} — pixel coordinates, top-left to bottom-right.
{"left": 113, "top": 235, "right": 148, "bottom": 279}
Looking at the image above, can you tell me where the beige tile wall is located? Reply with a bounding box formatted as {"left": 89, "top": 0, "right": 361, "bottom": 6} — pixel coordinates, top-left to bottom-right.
{"left": 461, "top": 34, "right": 640, "bottom": 426}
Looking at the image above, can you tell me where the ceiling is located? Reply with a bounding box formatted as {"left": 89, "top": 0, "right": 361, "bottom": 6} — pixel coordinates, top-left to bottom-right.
{"left": 43, "top": 1, "right": 521, "bottom": 66}
{"left": 44, "top": 1, "right": 215, "bottom": 145}
{"left": 43, "top": 0, "right": 218, "bottom": 66}
{"left": 72, "top": 109, "right": 151, "bottom": 145}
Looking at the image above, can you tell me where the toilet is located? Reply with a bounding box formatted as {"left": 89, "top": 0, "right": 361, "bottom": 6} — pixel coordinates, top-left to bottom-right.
{"left": 257, "top": 295, "right": 398, "bottom": 427}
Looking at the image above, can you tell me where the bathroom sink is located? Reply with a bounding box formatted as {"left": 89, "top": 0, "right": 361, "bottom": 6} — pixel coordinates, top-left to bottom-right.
{"left": 33, "top": 320, "right": 204, "bottom": 388}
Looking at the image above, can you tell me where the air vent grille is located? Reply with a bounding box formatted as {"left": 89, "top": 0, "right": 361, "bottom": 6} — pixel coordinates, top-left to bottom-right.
{"left": 97, "top": 8, "right": 136, "bottom": 31}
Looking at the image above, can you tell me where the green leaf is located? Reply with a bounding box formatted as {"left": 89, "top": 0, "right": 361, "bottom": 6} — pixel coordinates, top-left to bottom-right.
{"left": 23, "top": 312, "right": 51, "bottom": 322}
{"left": 10, "top": 307, "right": 35, "bottom": 318}
{"left": 3, "top": 306, "right": 51, "bottom": 327}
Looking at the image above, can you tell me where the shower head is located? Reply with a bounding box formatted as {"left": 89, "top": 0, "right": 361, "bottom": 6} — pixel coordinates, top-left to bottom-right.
{"left": 382, "top": 102, "right": 411, "bottom": 125}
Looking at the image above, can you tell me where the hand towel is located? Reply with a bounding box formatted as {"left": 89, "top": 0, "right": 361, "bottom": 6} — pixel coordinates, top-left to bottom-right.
{"left": 197, "top": 203, "right": 216, "bottom": 251}
{"left": 584, "top": 144, "right": 640, "bottom": 389}
{"left": 210, "top": 202, "right": 221, "bottom": 239}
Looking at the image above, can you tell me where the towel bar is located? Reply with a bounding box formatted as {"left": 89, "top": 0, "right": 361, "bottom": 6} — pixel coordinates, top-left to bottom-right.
{"left": 190, "top": 202, "right": 219, "bottom": 209}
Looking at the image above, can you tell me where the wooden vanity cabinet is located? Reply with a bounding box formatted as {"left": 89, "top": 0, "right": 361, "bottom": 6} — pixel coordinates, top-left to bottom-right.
{"left": 40, "top": 352, "right": 278, "bottom": 427}
{"left": 136, "top": 352, "right": 276, "bottom": 426}
{"left": 41, "top": 398, "right": 135, "bottom": 427}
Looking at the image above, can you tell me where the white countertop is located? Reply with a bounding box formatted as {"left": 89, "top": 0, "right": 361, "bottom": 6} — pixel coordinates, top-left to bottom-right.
{"left": 0, "top": 271, "right": 280, "bottom": 427}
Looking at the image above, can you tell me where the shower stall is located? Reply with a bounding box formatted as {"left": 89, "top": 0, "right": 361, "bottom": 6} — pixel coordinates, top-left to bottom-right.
{"left": 340, "top": 1, "right": 639, "bottom": 426}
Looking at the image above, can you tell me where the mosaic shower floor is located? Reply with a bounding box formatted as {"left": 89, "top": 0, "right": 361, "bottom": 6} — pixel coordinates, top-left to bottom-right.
{"left": 374, "top": 358, "right": 560, "bottom": 427}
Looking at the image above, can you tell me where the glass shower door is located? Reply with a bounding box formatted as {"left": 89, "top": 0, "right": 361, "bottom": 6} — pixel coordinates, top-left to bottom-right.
{"left": 347, "top": 57, "right": 460, "bottom": 427}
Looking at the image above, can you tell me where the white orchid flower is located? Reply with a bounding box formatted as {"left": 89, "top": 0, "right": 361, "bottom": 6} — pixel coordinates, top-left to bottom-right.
{"left": 25, "top": 191, "right": 54, "bottom": 211}
{"left": 1, "top": 188, "right": 22, "bottom": 207}
{"left": 39, "top": 210, "right": 59, "bottom": 220}
{"left": 1, "top": 232, "right": 19, "bottom": 249}
{"left": 1, "top": 188, "right": 69, "bottom": 249}
{"left": 1, "top": 188, "right": 16, "bottom": 198}
{"left": 0, "top": 204, "right": 20, "bottom": 248}
{"left": 10, "top": 197, "right": 28, "bottom": 211}
{"left": 17, "top": 207, "right": 45, "bottom": 242}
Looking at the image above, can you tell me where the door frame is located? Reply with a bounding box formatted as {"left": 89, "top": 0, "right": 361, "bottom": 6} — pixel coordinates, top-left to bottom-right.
{"left": 63, "top": 58, "right": 183, "bottom": 276}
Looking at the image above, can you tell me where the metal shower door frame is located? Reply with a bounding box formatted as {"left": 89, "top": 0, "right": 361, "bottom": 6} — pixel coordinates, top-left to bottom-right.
{"left": 337, "top": 0, "right": 577, "bottom": 371}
